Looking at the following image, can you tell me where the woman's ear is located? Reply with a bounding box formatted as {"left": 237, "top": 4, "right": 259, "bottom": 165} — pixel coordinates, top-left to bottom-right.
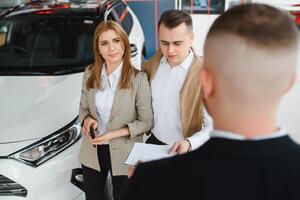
{"left": 199, "top": 67, "right": 214, "bottom": 100}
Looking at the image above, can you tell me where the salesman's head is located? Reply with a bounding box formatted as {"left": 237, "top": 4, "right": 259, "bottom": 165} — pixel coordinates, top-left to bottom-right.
{"left": 200, "top": 4, "right": 298, "bottom": 129}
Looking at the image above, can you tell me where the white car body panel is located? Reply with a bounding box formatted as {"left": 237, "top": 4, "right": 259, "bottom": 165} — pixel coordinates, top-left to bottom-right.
{"left": 0, "top": 140, "right": 84, "bottom": 200}
{"left": 0, "top": 74, "right": 83, "bottom": 143}
{"left": 0, "top": 139, "right": 39, "bottom": 156}
{"left": 127, "top": 6, "right": 145, "bottom": 69}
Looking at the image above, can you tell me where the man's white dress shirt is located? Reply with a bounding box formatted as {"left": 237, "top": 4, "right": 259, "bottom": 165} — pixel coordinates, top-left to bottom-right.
{"left": 210, "top": 128, "right": 287, "bottom": 140}
{"left": 151, "top": 51, "right": 213, "bottom": 149}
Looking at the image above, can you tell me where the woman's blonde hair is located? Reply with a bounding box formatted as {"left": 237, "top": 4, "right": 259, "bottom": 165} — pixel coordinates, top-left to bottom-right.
{"left": 86, "top": 20, "right": 136, "bottom": 90}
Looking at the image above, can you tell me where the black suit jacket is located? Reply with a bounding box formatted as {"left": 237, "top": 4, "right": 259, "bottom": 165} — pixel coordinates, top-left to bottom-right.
{"left": 123, "top": 136, "right": 300, "bottom": 200}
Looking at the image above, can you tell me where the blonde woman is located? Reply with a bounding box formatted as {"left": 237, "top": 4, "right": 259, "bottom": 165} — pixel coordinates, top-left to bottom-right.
{"left": 79, "top": 20, "right": 153, "bottom": 200}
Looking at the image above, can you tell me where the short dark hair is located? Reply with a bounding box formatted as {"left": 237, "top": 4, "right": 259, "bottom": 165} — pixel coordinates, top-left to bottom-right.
{"left": 158, "top": 9, "right": 193, "bottom": 31}
{"left": 207, "top": 4, "right": 298, "bottom": 48}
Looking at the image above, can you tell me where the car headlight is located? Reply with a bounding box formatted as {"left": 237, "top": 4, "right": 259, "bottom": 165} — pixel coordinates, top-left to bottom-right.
{"left": 9, "top": 117, "right": 82, "bottom": 167}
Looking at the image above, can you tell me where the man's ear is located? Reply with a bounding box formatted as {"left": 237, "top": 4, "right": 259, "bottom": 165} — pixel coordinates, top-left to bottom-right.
{"left": 285, "top": 73, "right": 297, "bottom": 94}
{"left": 199, "top": 67, "right": 214, "bottom": 100}
{"left": 190, "top": 32, "right": 195, "bottom": 44}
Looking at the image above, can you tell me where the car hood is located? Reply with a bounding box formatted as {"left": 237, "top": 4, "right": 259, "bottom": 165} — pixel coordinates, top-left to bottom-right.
{"left": 0, "top": 73, "right": 83, "bottom": 145}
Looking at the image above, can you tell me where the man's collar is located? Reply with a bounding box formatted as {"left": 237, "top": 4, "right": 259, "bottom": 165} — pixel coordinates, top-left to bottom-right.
{"left": 160, "top": 49, "right": 194, "bottom": 71}
{"left": 210, "top": 127, "right": 287, "bottom": 141}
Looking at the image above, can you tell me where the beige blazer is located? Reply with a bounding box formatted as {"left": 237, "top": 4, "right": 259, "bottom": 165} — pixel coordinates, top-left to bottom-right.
{"left": 143, "top": 49, "right": 204, "bottom": 138}
{"left": 79, "top": 66, "right": 153, "bottom": 176}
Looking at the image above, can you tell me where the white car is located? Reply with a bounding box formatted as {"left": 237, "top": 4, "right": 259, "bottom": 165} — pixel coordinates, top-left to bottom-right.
{"left": 0, "top": 0, "right": 144, "bottom": 199}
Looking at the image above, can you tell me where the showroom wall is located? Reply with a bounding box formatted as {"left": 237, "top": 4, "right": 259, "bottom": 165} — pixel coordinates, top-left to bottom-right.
{"left": 127, "top": 0, "right": 176, "bottom": 59}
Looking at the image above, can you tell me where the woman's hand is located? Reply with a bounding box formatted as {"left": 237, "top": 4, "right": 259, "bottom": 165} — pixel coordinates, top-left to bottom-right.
{"left": 82, "top": 116, "right": 97, "bottom": 137}
{"left": 92, "top": 131, "right": 115, "bottom": 145}
{"left": 92, "top": 127, "right": 130, "bottom": 145}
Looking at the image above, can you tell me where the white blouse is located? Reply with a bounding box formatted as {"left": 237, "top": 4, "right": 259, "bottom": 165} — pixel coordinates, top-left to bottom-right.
{"left": 95, "top": 62, "right": 122, "bottom": 141}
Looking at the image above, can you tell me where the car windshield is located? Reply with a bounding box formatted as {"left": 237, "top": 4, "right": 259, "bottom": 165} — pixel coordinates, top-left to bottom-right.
{"left": 0, "top": 0, "right": 27, "bottom": 13}
{"left": 0, "top": 13, "right": 98, "bottom": 75}
{"left": 0, "top": 0, "right": 17, "bottom": 8}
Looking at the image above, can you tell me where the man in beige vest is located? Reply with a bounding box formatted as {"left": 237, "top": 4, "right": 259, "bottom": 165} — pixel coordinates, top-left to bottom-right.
{"left": 143, "top": 9, "right": 212, "bottom": 153}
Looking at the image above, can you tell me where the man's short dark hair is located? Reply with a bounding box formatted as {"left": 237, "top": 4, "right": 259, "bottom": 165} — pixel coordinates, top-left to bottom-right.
{"left": 207, "top": 4, "right": 298, "bottom": 48}
{"left": 158, "top": 9, "right": 193, "bottom": 31}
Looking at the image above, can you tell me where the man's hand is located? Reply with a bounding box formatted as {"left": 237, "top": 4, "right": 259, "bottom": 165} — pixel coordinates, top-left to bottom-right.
{"left": 128, "top": 160, "right": 143, "bottom": 178}
{"left": 128, "top": 165, "right": 136, "bottom": 178}
{"left": 169, "top": 139, "right": 191, "bottom": 155}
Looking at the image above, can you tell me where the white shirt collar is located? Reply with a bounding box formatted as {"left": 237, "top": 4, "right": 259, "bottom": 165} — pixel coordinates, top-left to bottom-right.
{"left": 210, "top": 127, "right": 287, "bottom": 141}
{"left": 160, "top": 50, "right": 194, "bottom": 71}
{"left": 101, "top": 62, "right": 123, "bottom": 88}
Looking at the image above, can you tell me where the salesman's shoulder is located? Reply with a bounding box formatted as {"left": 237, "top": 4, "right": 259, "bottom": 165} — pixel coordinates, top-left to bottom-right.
{"left": 132, "top": 140, "right": 216, "bottom": 180}
{"left": 126, "top": 150, "right": 204, "bottom": 200}
{"left": 135, "top": 149, "right": 201, "bottom": 177}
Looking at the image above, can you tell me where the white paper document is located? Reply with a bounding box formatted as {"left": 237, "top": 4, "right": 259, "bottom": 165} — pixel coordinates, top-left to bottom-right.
{"left": 125, "top": 143, "right": 175, "bottom": 165}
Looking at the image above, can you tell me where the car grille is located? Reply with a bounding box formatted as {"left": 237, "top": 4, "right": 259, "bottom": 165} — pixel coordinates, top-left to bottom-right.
{"left": 0, "top": 174, "right": 27, "bottom": 197}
